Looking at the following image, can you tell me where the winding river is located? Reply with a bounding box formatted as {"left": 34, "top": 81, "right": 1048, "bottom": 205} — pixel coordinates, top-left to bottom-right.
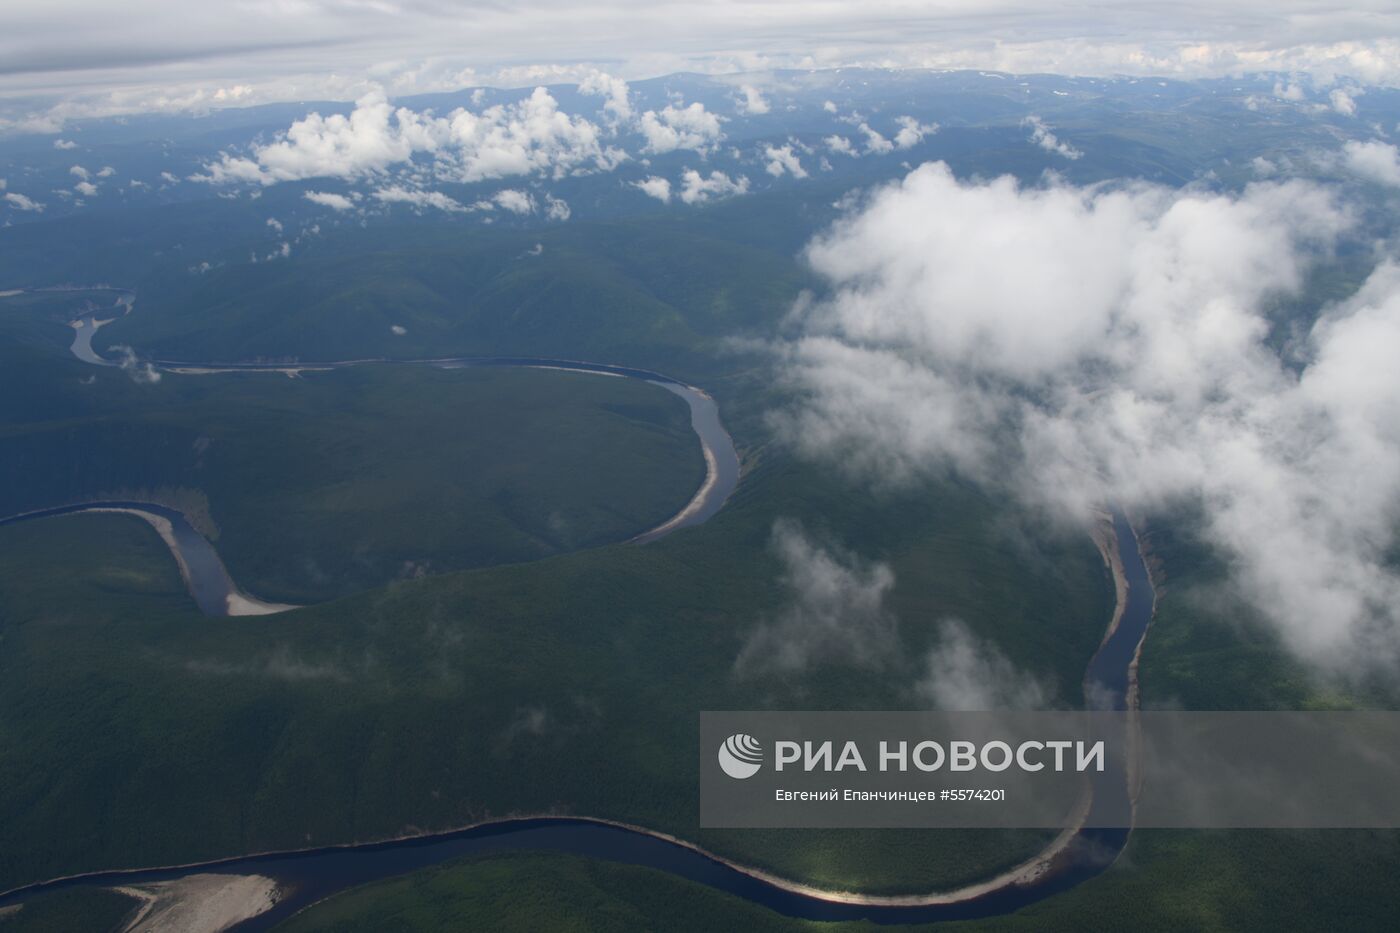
{"left": 13, "top": 330, "right": 743, "bottom": 616}
{"left": 0, "top": 310, "right": 1156, "bottom": 926}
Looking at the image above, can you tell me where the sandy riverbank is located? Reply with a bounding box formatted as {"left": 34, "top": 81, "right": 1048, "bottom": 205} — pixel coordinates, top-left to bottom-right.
{"left": 113, "top": 873, "right": 279, "bottom": 933}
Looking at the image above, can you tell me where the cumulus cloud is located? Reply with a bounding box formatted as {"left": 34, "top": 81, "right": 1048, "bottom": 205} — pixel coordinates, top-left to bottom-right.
{"left": 1024, "top": 115, "right": 1082, "bottom": 159}
{"left": 578, "top": 70, "right": 632, "bottom": 122}
{"left": 69, "top": 165, "right": 89, "bottom": 180}
{"left": 303, "top": 190, "right": 356, "bottom": 210}
{"left": 1343, "top": 140, "right": 1400, "bottom": 186}
{"left": 637, "top": 102, "right": 724, "bottom": 155}
{"left": 74, "top": 180, "right": 97, "bottom": 196}
{"left": 194, "top": 87, "right": 624, "bottom": 186}
{"left": 678, "top": 168, "right": 749, "bottom": 204}
{"left": 52, "top": 138, "right": 77, "bottom": 149}
{"left": 634, "top": 175, "right": 672, "bottom": 202}
{"left": 764, "top": 143, "right": 808, "bottom": 178}
{"left": 492, "top": 188, "right": 535, "bottom": 214}
{"left": 1330, "top": 87, "right": 1360, "bottom": 115}
{"left": 825, "top": 135, "right": 856, "bottom": 156}
{"left": 894, "top": 115, "right": 939, "bottom": 149}
{"left": 735, "top": 519, "right": 898, "bottom": 677}
{"left": 544, "top": 193, "right": 571, "bottom": 220}
{"left": 736, "top": 84, "right": 770, "bottom": 115}
{"left": 372, "top": 185, "right": 468, "bottom": 212}
{"left": 3, "top": 192, "right": 44, "bottom": 212}
{"left": 858, "top": 122, "right": 894, "bottom": 154}
{"left": 96, "top": 165, "right": 115, "bottom": 177}
{"left": 915, "top": 620, "right": 1051, "bottom": 710}
{"left": 448, "top": 88, "right": 619, "bottom": 181}
{"left": 776, "top": 162, "right": 1400, "bottom": 675}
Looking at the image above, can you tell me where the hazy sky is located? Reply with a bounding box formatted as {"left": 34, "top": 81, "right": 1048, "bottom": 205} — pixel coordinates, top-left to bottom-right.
{"left": 2, "top": 1, "right": 1399, "bottom": 129}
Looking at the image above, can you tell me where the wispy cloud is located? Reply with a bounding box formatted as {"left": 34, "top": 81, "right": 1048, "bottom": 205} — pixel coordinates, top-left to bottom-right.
{"left": 1023, "top": 115, "right": 1082, "bottom": 160}
{"left": 915, "top": 619, "right": 1050, "bottom": 710}
{"left": 735, "top": 519, "right": 898, "bottom": 677}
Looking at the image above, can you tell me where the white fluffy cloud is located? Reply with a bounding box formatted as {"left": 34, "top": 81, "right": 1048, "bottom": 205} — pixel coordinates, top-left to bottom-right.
{"left": 777, "top": 162, "right": 1400, "bottom": 675}
{"left": 3, "top": 192, "right": 44, "bottom": 212}
{"left": 1329, "top": 87, "right": 1359, "bottom": 115}
{"left": 372, "top": 185, "right": 468, "bottom": 212}
{"left": 303, "top": 190, "right": 357, "bottom": 210}
{"left": 634, "top": 175, "right": 672, "bottom": 202}
{"left": 858, "top": 122, "right": 893, "bottom": 154}
{"left": 441, "top": 88, "right": 627, "bottom": 182}
{"left": 832, "top": 118, "right": 937, "bottom": 157}
{"left": 544, "top": 194, "right": 571, "bottom": 220}
{"left": 764, "top": 143, "right": 808, "bottom": 178}
{"left": 678, "top": 169, "right": 749, "bottom": 204}
{"left": 637, "top": 102, "right": 724, "bottom": 155}
{"left": 492, "top": 188, "right": 535, "bottom": 214}
{"left": 825, "top": 135, "right": 856, "bottom": 156}
{"left": 578, "top": 70, "right": 633, "bottom": 122}
{"left": 74, "top": 180, "right": 97, "bottom": 196}
{"left": 736, "top": 84, "right": 770, "bottom": 115}
{"left": 894, "top": 115, "right": 939, "bottom": 149}
{"left": 1024, "top": 115, "right": 1082, "bottom": 159}
{"left": 194, "top": 88, "right": 625, "bottom": 186}
{"left": 1343, "top": 140, "right": 1400, "bottom": 186}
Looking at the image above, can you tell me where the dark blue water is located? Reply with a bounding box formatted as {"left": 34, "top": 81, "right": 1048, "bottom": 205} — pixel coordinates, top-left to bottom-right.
{"left": 0, "top": 511, "right": 1156, "bottom": 926}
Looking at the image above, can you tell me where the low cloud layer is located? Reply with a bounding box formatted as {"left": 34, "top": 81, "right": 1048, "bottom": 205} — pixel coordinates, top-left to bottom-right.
{"left": 777, "top": 162, "right": 1400, "bottom": 674}
{"left": 5, "top": 3, "right": 1400, "bottom": 133}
